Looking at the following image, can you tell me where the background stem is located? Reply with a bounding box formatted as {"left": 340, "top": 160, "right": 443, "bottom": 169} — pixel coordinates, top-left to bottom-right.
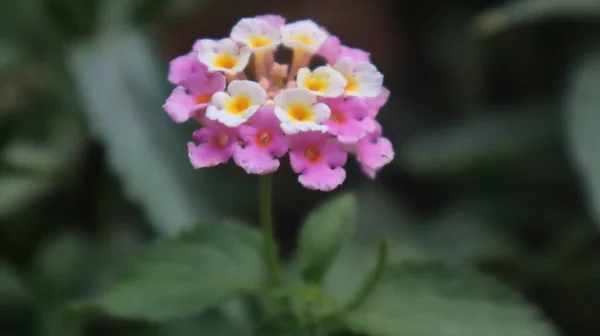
{"left": 260, "top": 174, "right": 283, "bottom": 287}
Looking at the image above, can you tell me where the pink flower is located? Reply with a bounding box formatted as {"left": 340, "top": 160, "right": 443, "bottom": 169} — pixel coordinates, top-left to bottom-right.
{"left": 365, "top": 87, "right": 390, "bottom": 117}
{"left": 318, "top": 35, "right": 341, "bottom": 64}
{"left": 339, "top": 46, "right": 371, "bottom": 63}
{"left": 163, "top": 66, "right": 226, "bottom": 123}
{"left": 322, "top": 96, "right": 371, "bottom": 145}
{"left": 187, "top": 120, "right": 238, "bottom": 168}
{"left": 168, "top": 52, "right": 203, "bottom": 86}
{"left": 289, "top": 132, "right": 347, "bottom": 191}
{"left": 234, "top": 106, "right": 288, "bottom": 175}
{"left": 355, "top": 121, "right": 394, "bottom": 179}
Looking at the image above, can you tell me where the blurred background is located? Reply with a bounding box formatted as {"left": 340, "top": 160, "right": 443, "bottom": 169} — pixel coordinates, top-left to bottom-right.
{"left": 1, "top": 0, "right": 600, "bottom": 335}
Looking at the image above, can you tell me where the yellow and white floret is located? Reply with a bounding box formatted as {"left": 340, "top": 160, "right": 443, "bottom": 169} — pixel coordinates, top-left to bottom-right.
{"left": 273, "top": 88, "right": 331, "bottom": 134}
{"left": 296, "top": 66, "right": 347, "bottom": 97}
{"left": 197, "top": 38, "right": 251, "bottom": 75}
{"left": 206, "top": 80, "right": 267, "bottom": 127}
{"left": 281, "top": 20, "right": 328, "bottom": 53}
{"left": 231, "top": 18, "right": 281, "bottom": 52}
{"left": 333, "top": 57, "right": 384, "bottom": 98}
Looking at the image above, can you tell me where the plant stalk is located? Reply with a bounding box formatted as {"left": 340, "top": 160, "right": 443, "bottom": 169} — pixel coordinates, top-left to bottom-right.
{"left": 259, "top": 174, "right": 284, "bottom": 287}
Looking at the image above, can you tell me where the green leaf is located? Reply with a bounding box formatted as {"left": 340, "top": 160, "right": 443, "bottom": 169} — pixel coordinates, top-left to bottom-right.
{"left": 89, "top": 221, "right": 265, "bottom": 321}
{"left": 474, "top": 0, "right": 600, "bottom": 36}
{"left": 567, "top": 49, "right": 600, "bottom": 227}
{"left": 399, "top": 106, "right": 556, "bottom": 176}
{"left": 68, "top": 29, "right": 253, "bottom": 236}
{"left": 326, "top": 251, "right": 557, "bottom": 336}
{"left": 158, "top": 309, "right": 252, "bottom": 336}
{"left": 0, "top": 261, "right": 30, "bottom": 306}
{"left": 298, "top": 193, "right": 357, "bottom": 283}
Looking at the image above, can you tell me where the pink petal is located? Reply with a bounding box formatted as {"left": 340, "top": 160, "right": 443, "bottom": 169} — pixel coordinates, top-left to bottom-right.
{"left": 163, "top": 86, "right": 195, "bottom": 123}
{"left": 187, "top": 142, "right": 234, "bottom": 168}
{"left": 298, "top": 163, "right": 346, "bottom": 191}
{"left": 318, "top": 36, "right": 341, "bottom": 64}
{"left": 360, "top": 164, "right": 377, "bottom": 180}
{"left": 168, "top": 52, "right": 204, "bottom": 85}
{"left": 326, "top": 119, "right": 365, "bottom": 145}
{"left": 233, "top": 144, "right": 280, "bottom": 175}
{"left": 321, "top": 141, "right": 348, "bottom": 166}
{"left": 339, "top": 46, "right": 371, "bottom": 63}
{"left": 184, "top": 69, "right": 226, "bottom": 95}
{"left": 322, "top": 97, "right": 369, "bottom": 144}
{"left": 365, "top": 87, "right": 390, "bottom": 117}
{"left": 240, "top": 107, "right": 289, "bottom": 158}
{"left": 256, "top": 15, "right": 286, "bottom": 27}
{"left": 356, "top": 136, "right": 394, "bottom": 171}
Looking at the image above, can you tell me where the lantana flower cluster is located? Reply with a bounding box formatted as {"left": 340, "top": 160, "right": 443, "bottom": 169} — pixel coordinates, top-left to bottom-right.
{"left": 163, "top": 15, "right": 394, "bottom": 191}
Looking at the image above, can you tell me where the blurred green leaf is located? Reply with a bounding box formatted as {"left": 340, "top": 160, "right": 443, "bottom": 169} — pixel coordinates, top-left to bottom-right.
{"left": 567, "top": 49, "right": 600, "bottom": 228}
{"left": 0, "top": 175, "right": 55, "bottom": 217}
{"left": 326, "top": 251, "right": 557, "bottom": 336}
{"left": 69, "top": 30, "right": 254, "bottom": 236}
{"left": 88, "top": 221, "right": 264, "bottom": 321}
{"left": 158, "top": 308, "right": 252, "bottom": 336}
{"left": 33, "top": 231, "right": 94, "bottom": 299}
{"left": 353, "top": 186, "right": 517, "bottom": 262}
{"left": 298, "top": 193, "right": 357, "bottom": 283}
{"left": 475, "top": 0, "right": 600, "bottom": 36}
{"left": 399, "top": 107, "right": 556, "bottom": 176}
{"left": 0, "top": 261, "right": 30, "bottom": 306}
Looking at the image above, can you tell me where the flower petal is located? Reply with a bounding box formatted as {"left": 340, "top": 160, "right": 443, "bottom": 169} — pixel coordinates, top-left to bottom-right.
{"left": 187, "top": 141, "right": 234, "bottom": 168}
{"left": 298, "top": 164, "right": 346, "bottom": 191}
{"left": 233, "top": 144, "right": 280, "bottom": 175}
{"left": 163, "top": 86, "right": 195, "bottom": 123}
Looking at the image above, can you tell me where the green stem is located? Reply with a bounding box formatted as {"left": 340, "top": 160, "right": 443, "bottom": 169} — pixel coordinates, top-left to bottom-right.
{"left": 342, "top": 238, "right": 389, "bottom": 312}
{"left": 260, "top": 174, "right": 283, "bottom": 287}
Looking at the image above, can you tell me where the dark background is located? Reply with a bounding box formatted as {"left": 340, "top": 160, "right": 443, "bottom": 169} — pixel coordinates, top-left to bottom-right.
{"left": 1, "top": 0, "right": 600, "bottom": 335}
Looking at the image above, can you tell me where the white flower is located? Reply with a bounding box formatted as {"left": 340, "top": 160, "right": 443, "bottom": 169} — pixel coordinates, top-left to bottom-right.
{"left": 296, "top": 66, "right": 347, "bottom": 97}
{"left": 333, "top": 57, "right": 383, "bottom": 98}
{"left": 273, "top": 88, "right": 330, "bottom": 134}
{"left": 281, "top": 20, "right": 328, "bottom": 53}
{"left": 206, "top": 80, "right": 266, "bottom": 127}
{"left": 231, "top": 18, "right": 281, "bottom": 52}
{"left": 197, "top": 38, "right": 251, "bottom": 75}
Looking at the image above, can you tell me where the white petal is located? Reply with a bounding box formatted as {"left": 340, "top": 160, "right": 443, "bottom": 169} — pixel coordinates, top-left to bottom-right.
{"left": 212, "top": 108, "right": 246, "bottom": 127}
{"left": 295, "top": 68, "right": 312, "bottom": 89}
{"left": 197, "top": 40, "right": 218, "bottom": 68}
{"left": 240, "top": 105, "right": 260, "bottom": 120}
{"left": 211, "top": 91, "right": 230, "bottom": 109}
{"left": 205, "top": 105, "right": 220, "bottom": 121}
{"left": 281, "top": 121, "right": 328, "bottom": 134}
{"left": 274, "top": 106, "right": 292, "bottom": 123}
{"left": 354, "top": 62, "right": 383, "bottom": 98}
{"left": 228, "top": 46, "right": 251, "bottom": 74}
{"left": 227, "top": 80, "right": 266, "bottom": 104}
{"left": 333, "top": 57, "right": 355, "bottom": 75}
{"left": 217, "top": 38, "right": 239, "bottom": 55}
{"left": 311, "top": 103, "right": 331, "bottom": 123}
{"left": 274, "top": 88, "right": 317, "bottom": 109}
{"left": 231, "top": 18, "right": 281, "bottom": 51}
{"left": 231, "top": 19, "right": 257, "bottom": 42}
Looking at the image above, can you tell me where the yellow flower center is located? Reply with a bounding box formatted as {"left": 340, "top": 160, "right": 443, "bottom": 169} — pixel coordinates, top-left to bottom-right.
{"left": 255, "top": 130, "right": 272, "bottom": 148}
{"left": 289, "top": 34, "right": 314, "bottom": 46}
{"left": 329, "top": 110, "right": 347, "bottom": 124}
{"left": 287, "top": 104, "right": 313, "bottom": 122}
{"left": 249, "top": 36, "right": 271, "bottom": 48}
{"left": 213, "top": 54, "right": 237, "bottom": 69}
{"left": 344, "top": 74, "right": 359, "bottom": 93}
{"left": 304, "top": 146, "right": 322, "bottom": 163}
{"left": 304, "top": 75, "right": 328, "bottom": 93}
{"left": 226, "top": 96, "right": 251, "bottom": 115}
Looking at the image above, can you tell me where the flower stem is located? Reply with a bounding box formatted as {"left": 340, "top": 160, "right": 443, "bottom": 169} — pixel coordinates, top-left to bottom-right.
{"left": 260, "top": 174, "right": 283, "bottom": 287}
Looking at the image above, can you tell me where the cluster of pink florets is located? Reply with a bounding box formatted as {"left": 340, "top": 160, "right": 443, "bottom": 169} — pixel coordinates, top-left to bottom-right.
{"left": 163, "top": 14, "right": 394, "bottom": 191}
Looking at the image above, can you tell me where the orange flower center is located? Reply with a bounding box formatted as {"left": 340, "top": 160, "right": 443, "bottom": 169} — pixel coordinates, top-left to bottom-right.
{"left": 344, "top": 74, "right": 359, "bottom": 92}
{"left": 255, "top": 130, "right": 272, "bottom": 148}
{"left": 304, "top": 146, "right": 322, "bottom": 163}
{"left": 194, "top": 93, "right": 212, "bottom": 105}
{"left": 226, "top": 96, "right": 252, "bottom": 115}
{"left": 290, "top": 34, "right": 314, "bottom": 46}
{"left": 305, "top": 75, "right": 328, "bottom": 93}
{"left": 213, "top": 133, "right": 229, "bottom": 148}
{"left": 329, "top": 110, "right": 347, "bottom": 124}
